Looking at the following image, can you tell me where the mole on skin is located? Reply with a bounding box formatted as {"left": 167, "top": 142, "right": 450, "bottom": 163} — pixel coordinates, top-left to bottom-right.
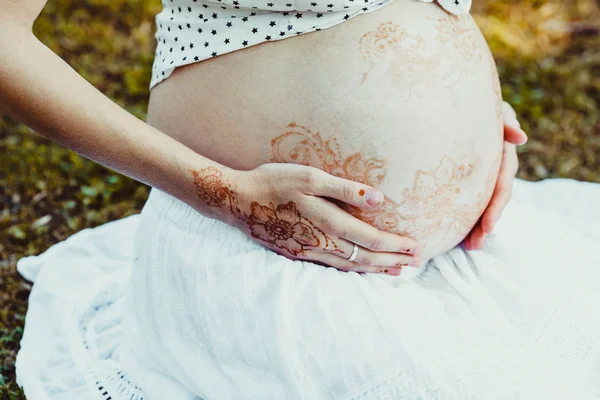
{"left": 359, "top": 189, "right": 366, "bottom": 197}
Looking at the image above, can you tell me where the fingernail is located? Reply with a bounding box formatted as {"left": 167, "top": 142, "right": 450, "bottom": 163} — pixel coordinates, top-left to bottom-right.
{"left": 386, "top": 268, "right": 402, "bottom": 276}
{"left": 365, "top": 189, "right": 383, "bottom": 207}
{"left": 408, "top": 261, "right": 421, "bottom": 268}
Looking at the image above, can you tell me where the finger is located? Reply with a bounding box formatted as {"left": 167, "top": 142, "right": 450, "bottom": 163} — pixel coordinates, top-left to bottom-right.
{"left": 314, "top": 199, "right": 422, "bottom": 255}
{"left": 465, "top": 220, "right": 482, "bottom": 250}
{"left": 504, "top": 123, "right": 528, "bottom": 145}
{"left": 481, "top": 147, "right": 517, "bottom": 233}
{"left": 306, "top": 169, "right": 385, "bottom": 209}
{"left": 309, "top": 251, "right": 404, "bottom": 276}
{"left": 470, "top": 223, "right": 486, "bottom": 250}
{"left": 331, "top": 238, "right": 421, "bottom": 268}
{"left": 463, "top": 230, "right": 472, "bottom": 250}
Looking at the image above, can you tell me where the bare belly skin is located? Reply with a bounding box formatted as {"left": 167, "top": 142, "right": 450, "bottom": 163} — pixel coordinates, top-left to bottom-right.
{"left": 146, "top": 0, "right": 504, "bottom": 260}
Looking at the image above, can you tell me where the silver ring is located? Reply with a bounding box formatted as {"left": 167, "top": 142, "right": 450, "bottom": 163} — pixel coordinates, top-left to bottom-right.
{"left": 348, "top": 244, "right": 359, "bottom": 262}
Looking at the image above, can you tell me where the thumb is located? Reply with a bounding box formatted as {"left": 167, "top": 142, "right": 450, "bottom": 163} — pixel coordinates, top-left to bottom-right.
{"left": 504, "top": 123, "right": 528, "bottom": 145}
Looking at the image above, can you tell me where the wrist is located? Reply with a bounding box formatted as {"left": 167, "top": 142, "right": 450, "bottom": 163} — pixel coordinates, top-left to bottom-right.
{"left": 181, "top": 159, "right": 249, "bottom": 224}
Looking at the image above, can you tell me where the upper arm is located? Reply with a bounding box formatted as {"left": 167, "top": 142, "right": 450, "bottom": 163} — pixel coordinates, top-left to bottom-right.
{"left": 0, "top": 0, "right": 49, "bottom": 31}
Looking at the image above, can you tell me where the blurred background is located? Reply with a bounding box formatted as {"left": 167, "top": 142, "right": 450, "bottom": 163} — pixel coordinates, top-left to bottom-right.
{"left": 0, "top": 0, "right": 599, "bottom": 398}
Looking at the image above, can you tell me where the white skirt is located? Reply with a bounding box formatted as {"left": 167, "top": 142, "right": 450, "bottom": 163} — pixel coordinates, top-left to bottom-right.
{"left": 16, "top": 178, "right": 600, "bottom": 400}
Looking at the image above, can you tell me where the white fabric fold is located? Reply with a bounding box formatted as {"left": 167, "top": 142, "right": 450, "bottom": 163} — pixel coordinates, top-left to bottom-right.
{"left": 15, "top": 179, "right": 600, "bottom": 399}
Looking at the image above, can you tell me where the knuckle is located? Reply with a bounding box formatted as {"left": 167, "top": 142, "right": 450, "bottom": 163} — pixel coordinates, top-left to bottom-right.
{"left": 301, "top": 167, "right": 318, "bottom": 189}
{"left": 318, "top": 219, "right": 336, "bottom": 235}
{"left": 366, "top": 235, "right": 383, "bottom": 251}
{"left": 342, "top": 181, "right": 356, "bottom": 202}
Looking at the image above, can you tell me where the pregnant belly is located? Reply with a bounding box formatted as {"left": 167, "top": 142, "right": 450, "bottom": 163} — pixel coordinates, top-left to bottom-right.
{"left": 147, "top": 0, "right": 504, "bottom": 261}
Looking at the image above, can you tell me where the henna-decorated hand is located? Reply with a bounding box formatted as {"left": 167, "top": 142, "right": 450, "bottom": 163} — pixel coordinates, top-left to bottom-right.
{"left": 190, "top": 163, "right": 422, "bottom": 276}
{"left": 464, "top": 101, "right": 528, "bottom": 250}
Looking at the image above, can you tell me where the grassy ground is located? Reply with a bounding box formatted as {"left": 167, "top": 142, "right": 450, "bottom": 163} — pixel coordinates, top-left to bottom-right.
{"left": 0, "top": 0, "right": 598, "bottom": 398}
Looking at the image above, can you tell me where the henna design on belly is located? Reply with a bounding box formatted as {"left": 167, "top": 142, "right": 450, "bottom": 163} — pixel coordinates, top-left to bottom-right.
{"left": 189, "top": 167, "right": 339, "bottom": 256}
{"left": 358, "top": 17, "right": 484, "bottom": 93}
{"left": 271, "top": 122, "right": 403, "bottom": 232}
{"left": 270, "top": 122, "right": 493, "bottom": 246}
{"left": 358, "top": 22, "right": 424, "bottom": 85}
{"left": 395, "top": 156, "right": 493, "bottom": 244}
{"left": 428, "top": 14, "right": 483, "bottom": 62}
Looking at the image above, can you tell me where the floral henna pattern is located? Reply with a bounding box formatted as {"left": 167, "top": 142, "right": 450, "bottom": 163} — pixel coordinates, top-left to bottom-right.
{"left": 358, "top": 22, "right": 424, "bottom": 85}
{"left": 271, "top": 122, "right": 403, "bottom": 232}
{"left": 248, "top": 202, "right": 320, "bottom": 255}
{"left": 429, "top": 14, "right": 483, "bottom": 62}
{"left": 271, "top": 122, "right": 494, "bottom": 247}
{"left": 190, "top": 167, "right": 231, "bottom": 207}
{"left": 395, "top": 156, "right": 492, "bottom": 244}
{"left": 189, "top": 167, "right": 338, "bottom": 256}
{"left": 358, "top": 17, "right": 484, "bottom": 92}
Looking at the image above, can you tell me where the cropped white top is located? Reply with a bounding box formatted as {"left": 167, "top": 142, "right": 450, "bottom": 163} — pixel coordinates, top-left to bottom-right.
{"left": 149, "top": 0, "right": 471, "bottom": 88}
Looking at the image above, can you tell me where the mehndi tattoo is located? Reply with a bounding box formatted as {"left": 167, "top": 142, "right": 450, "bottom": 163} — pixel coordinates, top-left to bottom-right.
{"left": 358, "top": 16, "right": 484, "bottom": 93}
{"left": 271, "top": 122, "right": 495, "bottom": 247}
{"left": 190, "top": 167, "right": 340, "bottom": 256}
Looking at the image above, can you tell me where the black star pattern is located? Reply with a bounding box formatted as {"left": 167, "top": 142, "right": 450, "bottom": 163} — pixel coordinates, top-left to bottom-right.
{"left": 152, "top": 0, "right": 402, "bottom": 87}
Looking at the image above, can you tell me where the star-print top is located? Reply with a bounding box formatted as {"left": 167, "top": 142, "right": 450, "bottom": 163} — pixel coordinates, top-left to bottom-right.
{"left": 149, "top": 0, "right": 471, "bottom": 89}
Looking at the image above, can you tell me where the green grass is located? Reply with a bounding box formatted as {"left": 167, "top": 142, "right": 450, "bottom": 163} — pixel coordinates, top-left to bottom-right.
{"left": 1, "top": 0, "right": 599, "bottom": 398}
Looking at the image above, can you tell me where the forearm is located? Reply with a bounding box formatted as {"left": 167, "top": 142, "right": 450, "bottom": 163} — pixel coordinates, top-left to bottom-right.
{"left": 0, "top": 28, "right": 233, "bottom": 215}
